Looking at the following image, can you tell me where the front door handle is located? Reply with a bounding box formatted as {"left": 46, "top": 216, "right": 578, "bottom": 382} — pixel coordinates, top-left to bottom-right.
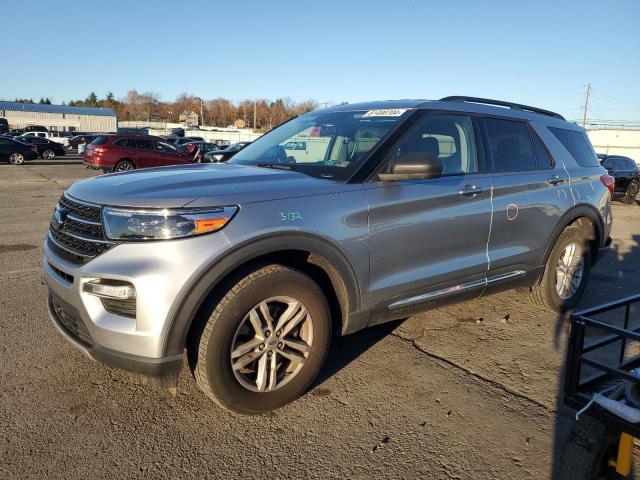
{"left": 548, "top": 175, "right": 565, "bottom": 185}
{"left": 458, "top": 184, "right": 483, "bottom": 197}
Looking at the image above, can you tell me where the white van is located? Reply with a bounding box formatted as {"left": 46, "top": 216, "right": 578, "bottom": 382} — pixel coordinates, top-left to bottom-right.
{"left": 18, "top": 131, "right": 69, "bottom": 147}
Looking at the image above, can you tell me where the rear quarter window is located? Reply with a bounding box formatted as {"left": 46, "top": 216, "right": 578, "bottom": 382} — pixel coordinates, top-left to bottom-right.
{"left": 113, "top": 139, "right": 137, "bottom": 148}
{"left": 549, "top": 127, "right": 599, "bottom": 167}
{"left": 91, "top": 136, "right": 109, "bottom": 146}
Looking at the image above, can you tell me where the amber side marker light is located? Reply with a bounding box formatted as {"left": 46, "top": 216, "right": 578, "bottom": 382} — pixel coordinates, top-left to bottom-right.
{"left": 193, "top": 217, "right": 233, "bottom": 234}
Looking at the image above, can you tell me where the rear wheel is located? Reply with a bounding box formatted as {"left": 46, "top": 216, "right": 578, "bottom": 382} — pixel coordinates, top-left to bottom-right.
{"left": 193, "top": 264, "right": 331, "bottom": 414}
{"left": 115, "top": 160, "right": 135, "bottom": 172}
{"left": 622, "top": 181, "right": 639, "bottom": 204}
{"left": 42, "top": 149, "right": 56, "bottom": 160}
{"left": 530, "top": 226, "right": 591, "bottom": 312}
{"left": 8, "top": 153, "right": 24, "bottom": 165}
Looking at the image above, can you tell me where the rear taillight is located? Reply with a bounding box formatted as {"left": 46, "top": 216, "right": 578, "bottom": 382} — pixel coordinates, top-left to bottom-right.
{"left": 600, "top": 174, "right": 615, "bottom": 198}
{"left": 94, "top": 147, "right": 108, "bottom": 154}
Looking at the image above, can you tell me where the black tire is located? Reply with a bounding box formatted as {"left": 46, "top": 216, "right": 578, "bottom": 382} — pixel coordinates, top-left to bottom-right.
{"left": 42, "top": 149, "right": 56, "bottom": 160}
{"left": 621, "top": 181, "right": 639, "bottom": 205}
{"left": 530, "top": 226, "right": 591, "bottom": 312}
{"left": 559, "top": 415, "right": 626, "bottom": 480}
{"left": 193, "top": 264, "right": 331, "bottom": 414}
{"left": 8, "top": 152, "right": 25, "bottom": 165}
{"left": 114, "top": 159, "right": 135, "bottom": 172}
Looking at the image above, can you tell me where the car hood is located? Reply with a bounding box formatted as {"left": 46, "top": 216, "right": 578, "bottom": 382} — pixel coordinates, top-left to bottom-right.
{"left": 67, "top": 163, "right": 360, "bottom": 208}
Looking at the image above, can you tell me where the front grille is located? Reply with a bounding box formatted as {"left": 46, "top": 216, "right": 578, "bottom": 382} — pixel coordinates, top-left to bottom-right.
{"left": 50, "top": 295, "right": 94, "bottom": 347}
{"left": 48, "top": 262, "right": 74, "bottom": 284}
{"left": 48, "top": 193, "right": 116, "bottom": 264}
{"left": 59, "top": 194, "right": 101, "bottom": 222}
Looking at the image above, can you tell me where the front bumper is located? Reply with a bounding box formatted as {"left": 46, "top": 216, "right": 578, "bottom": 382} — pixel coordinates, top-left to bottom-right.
{"left": 42, "top": 229, "right": 233, "bottom": 379}
{"left": 48, "top": 292, "right": 182, "bottom": 382}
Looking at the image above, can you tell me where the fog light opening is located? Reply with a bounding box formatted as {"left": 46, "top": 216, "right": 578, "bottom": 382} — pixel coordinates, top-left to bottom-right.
{"left": 83, "top": 280, "right": 136, "bottom": 300}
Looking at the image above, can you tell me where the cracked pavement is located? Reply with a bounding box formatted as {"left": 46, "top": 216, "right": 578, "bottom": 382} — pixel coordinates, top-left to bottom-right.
{"left": 1, "top": 162, "right": 639, "bottom": 479}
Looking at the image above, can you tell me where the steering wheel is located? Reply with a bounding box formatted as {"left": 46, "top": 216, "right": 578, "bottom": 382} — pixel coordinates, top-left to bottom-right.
{"left": 274, "top": 145, "right": 296, "bottom": 164}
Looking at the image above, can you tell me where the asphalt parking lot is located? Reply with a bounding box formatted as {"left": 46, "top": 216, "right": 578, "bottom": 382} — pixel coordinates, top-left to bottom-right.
{"left": 1, "top": 163, "right": 639, "bottom": 479}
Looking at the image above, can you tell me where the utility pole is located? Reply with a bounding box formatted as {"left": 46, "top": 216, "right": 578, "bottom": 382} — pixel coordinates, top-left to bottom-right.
{"left": 582, "top": 83, "right": 591, "bottom": 128}
{"left": 253, "top": 101, "right": 257, "bottom": 131}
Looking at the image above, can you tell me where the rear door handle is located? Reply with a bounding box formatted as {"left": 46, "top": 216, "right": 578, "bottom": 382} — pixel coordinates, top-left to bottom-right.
{"left": 458, "top": 184, "right": 483, "bottom": 197}
{"left": 548, "top": 175, "right": 565, "bottom": 185}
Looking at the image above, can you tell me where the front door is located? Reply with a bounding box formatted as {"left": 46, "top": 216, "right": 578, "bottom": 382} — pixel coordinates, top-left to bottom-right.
{"left": 366, "top": 113, "right": 493, "bottom": 322}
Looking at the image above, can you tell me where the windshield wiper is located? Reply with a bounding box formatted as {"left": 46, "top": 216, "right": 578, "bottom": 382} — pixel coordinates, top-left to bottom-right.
{"left": 256, "top": 163, "right": 294, "bottom": 171}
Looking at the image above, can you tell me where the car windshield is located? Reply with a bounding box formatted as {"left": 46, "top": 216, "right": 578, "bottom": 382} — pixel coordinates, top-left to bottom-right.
{"left": 229, "top": 109, "right": 411, "bottom": 180}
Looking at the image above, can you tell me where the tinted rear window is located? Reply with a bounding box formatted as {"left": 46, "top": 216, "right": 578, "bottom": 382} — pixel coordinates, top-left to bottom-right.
{"left": 136, "top": 139, "right": 154, "bottom": 150}
{"left": 484, "top": 118, "right": 536, "bottom": 172}
{"left": 114, "top": 138, "right": 137, "bottom": 148}
{"left": 605, "top": 157, "right": 637, "bottom": 171}
{"left": 549, "top": 128, "right": 599, "bottom": 167}
{"left": 91, "top": 136, "right": 109, "bottom": 146}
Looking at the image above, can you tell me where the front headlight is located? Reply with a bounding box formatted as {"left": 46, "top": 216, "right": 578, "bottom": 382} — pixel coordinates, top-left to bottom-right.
{"left": 102, "top": 206, "right": 238, "bottom": 240}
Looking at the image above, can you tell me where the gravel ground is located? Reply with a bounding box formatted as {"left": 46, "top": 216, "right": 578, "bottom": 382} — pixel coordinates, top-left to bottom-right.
{"left": 1, "top": 163, "right": 639, "bottom": 479}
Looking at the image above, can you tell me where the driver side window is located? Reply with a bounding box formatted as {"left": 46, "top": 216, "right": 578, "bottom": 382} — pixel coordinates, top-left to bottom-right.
{"left": 391, "top": 114, "right": 478, "bottom": 175}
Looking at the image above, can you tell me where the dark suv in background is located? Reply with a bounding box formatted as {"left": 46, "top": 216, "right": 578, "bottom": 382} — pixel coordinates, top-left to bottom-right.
{"left": 45, "top": 96, "right": 612, "bottom": 414}
{"left": 598, "top": 154, "right": 639, "bottom": 203}
{"left": 83, "top": 134, "right": 194, "bottom": 171}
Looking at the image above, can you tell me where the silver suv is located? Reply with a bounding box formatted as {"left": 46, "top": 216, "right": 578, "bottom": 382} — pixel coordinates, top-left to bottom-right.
{"left": 43, "top": 97, "right": 613, "bottom": 414}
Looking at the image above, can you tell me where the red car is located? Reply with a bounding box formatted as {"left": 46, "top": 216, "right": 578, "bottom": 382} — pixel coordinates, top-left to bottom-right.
{"left": 83, "top": 135, "right": 194, "bottom": 172}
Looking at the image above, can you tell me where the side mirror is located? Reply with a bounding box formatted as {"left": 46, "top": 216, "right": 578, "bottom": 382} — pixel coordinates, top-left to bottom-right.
{"left": 378, "top": 153, "right": 443, "bottom": 181}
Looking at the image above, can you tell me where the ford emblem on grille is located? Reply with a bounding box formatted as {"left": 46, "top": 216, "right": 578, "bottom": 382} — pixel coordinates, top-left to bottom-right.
{"left": 52, "top": 206, "right": 68, "bottom": 229}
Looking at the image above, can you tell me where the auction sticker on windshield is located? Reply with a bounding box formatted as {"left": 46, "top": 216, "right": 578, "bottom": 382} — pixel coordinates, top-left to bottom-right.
{"left": 362, "top": 109, "right": 408, "bottom": 117}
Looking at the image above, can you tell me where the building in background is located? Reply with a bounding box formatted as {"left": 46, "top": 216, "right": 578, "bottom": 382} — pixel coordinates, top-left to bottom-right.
{"left": 0, "top": 101, "right": 116, "bottom": 132}
{"left": 179, "top": 110, "right": 199, "bottom": 127}
{"left": 587, "top": 127, "right": 640, "bottom": 164}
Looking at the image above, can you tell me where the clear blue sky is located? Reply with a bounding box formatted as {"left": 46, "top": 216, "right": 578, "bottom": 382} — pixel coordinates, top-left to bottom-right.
{"left": 1, "top": 0, "right": 639, "bottom": 122}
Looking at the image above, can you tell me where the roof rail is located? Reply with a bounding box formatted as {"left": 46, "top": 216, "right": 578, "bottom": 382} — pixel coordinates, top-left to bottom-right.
{"left": 439, "top": 96, "right": 565, "bottom": 120}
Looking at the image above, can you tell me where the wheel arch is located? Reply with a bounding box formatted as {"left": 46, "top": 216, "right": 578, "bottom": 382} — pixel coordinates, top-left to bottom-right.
{"left": 115, "top": 158, "right": 135, "bottom": 168}
{"left": 161, "top": 232, "right": 362, "bottom": 358}
{"left": 542, "top": 204, "right": 604, "bottom": 267}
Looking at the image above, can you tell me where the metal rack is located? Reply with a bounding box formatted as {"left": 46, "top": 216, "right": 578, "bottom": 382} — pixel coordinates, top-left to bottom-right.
{"left": 564, "top": 293, "right": 640, "bottom": 437}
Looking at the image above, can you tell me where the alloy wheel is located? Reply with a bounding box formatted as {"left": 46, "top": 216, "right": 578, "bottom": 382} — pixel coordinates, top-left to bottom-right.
{"left": 9, "top": 153, "right": 24, "bottom": 165}
{"left": 230, "top": 296, "right": 313, "bottom": 392}
{"left": 555, "top": 242, "right": 584, "bottom": 300}
{"left": 116, "top": 162, "right": 133, "bottom": 171}
{"left": 43, "top": 150, "right": 55, "bottom": 160}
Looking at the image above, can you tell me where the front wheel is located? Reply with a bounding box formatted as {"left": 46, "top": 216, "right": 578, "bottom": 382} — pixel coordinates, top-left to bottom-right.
{"left": 8, "top": 153, "right": 25, "bottom": 165}
{"left": 530, "top": 226, "right": 591, "bottom": 312}
{"left": 42, "top": 149, "right": 56, "bottom": 160}
{"left": 622, "top": 181, "right": 639, "bottom": 205}
{"left": 193, "top": 264, "right": 331, "bottom": 414}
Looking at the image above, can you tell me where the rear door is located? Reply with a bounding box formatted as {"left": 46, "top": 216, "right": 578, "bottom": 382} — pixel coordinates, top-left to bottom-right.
{"left": 134, "top": 139, "right": 158, "bottom": 167}
{"left": 483, "top": 117, "right": 572, "bottom": 284}
{"left": 366, "top": 112, "right": 493, "bottom": 320}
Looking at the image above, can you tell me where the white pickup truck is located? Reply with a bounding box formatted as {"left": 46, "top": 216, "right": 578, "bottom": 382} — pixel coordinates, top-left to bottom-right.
{"left": 18, "top": 131, "right": 69, "bottom": 147}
